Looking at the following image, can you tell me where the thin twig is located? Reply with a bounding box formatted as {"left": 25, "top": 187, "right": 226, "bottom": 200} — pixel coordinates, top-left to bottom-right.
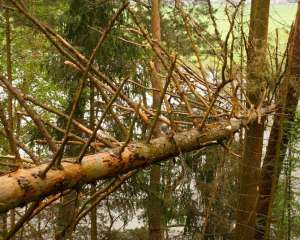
{"left": 4, "top": 201, "right": 40, "bottom": 240}
{"left": 77, "top": 76, "right": 130, "bottom": 163}
{"left": 146, "top": 55, "right": 177, "bottom": 142}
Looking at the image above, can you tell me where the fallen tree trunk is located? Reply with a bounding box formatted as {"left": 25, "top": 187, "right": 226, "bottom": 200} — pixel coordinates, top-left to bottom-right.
{"left": 0, "top": 120, "right": 241, "bottom": 214}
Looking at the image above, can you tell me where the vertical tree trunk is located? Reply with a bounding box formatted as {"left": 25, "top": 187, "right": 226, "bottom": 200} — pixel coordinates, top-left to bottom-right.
{"left": 286, "top": 148, "right": 292, "bottom": 240}
{"left": 148, "top": 1, "right": 164, "bottom": 240}
{"left": 236, "top": 1, "right": 270, "bottom": 239}
{"left": 255, "top": 2, "right": 300, "bottom": 239}
{"left": 56, "top": 191, "right": 77, "bottom": 240}
{"left": 4, "top": 8, "right": 16, "bottom": 239}
{"left": 90, "top": 82, "right": 98, "bottom": 240}
{"left": 55, "top": 83, "right": 87, "bottom": 239}
{"left": 0, "top": 215, "right": 8, "bottom": 239}
{"left": 0, "top": 8, "right": 10, "bottom": 239}
{"left": 90, "top": 183, "right": 97, "bottom": 240}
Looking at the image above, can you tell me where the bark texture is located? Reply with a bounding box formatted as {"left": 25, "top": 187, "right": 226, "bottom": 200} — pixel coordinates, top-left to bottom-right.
{"left": 236, "top": 0, "right": 270, "bottom": 239}
{"left": 0, "top": 120, "right": 241, "bottom": 214}
{"left": 149, "top": 1, "right": 164, "bottom": 240}
{"left": 255, "top": 2, "right": 300, "bottom": 239}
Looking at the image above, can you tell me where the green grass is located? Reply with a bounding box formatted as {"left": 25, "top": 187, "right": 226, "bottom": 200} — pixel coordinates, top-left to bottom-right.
{"left": 269, "top": 4, "right": 298, "bottom": 31}
{"left": 211, "top": 3, "right": 297, "bottom": 47}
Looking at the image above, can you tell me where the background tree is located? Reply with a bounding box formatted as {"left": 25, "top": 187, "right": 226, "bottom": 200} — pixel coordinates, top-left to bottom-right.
{"left": 236, "top": 1, "right": 271, "bottom": 239}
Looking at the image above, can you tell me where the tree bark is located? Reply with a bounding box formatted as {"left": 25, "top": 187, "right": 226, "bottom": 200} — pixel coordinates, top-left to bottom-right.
{"left": 149, "top": 0, "right": 164, "bottom": 240}
{"left": 55, "top": 80, "right": 88, "bottom": 239}
{"left": 90, "top": 183, "right": 97, "bottom": 240}
{"left": 255, "top": 2, "right": 300, "bottom": 239}
{"left": 90, "top": 82, "right": 98, "bottom": 240}
{"left": 0, "top": 214, "right": 8, "bottom": 239}
{"left": 55, "top": 191, "right": 77, "bottom": 240}
{"left": 4, "top": 8, "right": 17, "bottom": 240}
{"left": 0, "top": 119, "right": 244, "bottom": 214}
{"left": 236, "top": 0, "right": 270, "bottom": 239}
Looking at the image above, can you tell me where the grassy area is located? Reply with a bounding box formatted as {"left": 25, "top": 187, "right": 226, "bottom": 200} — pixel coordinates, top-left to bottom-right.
{"left": 269, "top": 4, "right": 298, "bottom": 31}
{"left": 212, "top": 3, "right": 297, "bottom": 47}
{"left": 166, "top": 3, "right": 297, "bottom": 66}
{"left": 187, "top": 4, "right": 299, "bottom": 69}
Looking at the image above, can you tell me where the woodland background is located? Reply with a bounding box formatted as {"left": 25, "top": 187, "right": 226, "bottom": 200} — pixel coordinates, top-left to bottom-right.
{"left": 0, "top": 0, "right": 299, "bottom": 240}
